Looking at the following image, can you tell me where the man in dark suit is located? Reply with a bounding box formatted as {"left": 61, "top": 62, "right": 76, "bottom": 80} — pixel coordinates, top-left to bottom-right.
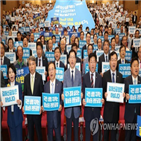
{"left": 46, "top": 39, "right": 54, "bottom": 52}
{"left": 131, "top": 30, "right": 140, "bottom": 59}
{"left": 53, "top": 47, "right": 65, "bottom": 70}
{"left": 103, "top": 51, "right": 124, "bottom": 141}
{"left": 36, "top": 42, "right": 48, "bottom": 77}
{"left": 82, "top": 32, "right": 91, "bottom": 60}
{"left": 6, "top": 38, "right": 16, "bottom": 53}
{"left": 117, "top": 46, "right": 129, "bottom": 71}
{"left": 23, "top": 56, "right": 43, "bottom": 141}
{"left": 71, "top": 43, "right": 81, "bottom": 64}
{"left": 62, "top": 49, "right": 82, "bottom": 141}
{"left": 98, "top": 40, "right": 110, "bottom": 77}
{"left": 124, "top": 57, "right": 141, "bottom": 141}
{"left": 132, "top": 12, "right": 137, "bottom": 24}
{"left": 0, "top": 71, "right": 5, "bottom": 141}
{"left": 82, "top": 53, "right": 104, "bottom": 141}
{"left": 44, "top": 62, "right": 63, "bottom": 141}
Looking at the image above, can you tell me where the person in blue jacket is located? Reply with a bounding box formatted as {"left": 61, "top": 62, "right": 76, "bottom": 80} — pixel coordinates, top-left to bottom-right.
{"left": 0, "top": 63, "right": 23, "bottom": 141}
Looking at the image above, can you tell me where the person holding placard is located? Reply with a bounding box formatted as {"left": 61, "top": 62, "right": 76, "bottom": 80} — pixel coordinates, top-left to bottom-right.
{"left": 98, "top": 40, "right": 110, "bottom": 77}
{"left": 115, "top": 34, "right": 121, "bottom": 46}
{"left": 82, "top": 44, "right": 93, "bottom": 76}
{"left": 117, "top": 46, "right": 129, "bottom": 71}
{"left": 124, "top": 58, "right": 141, "bottom": 141}
{"left": 0, "top": 64, "right": 23, "bottom": 141}
{"left": 23, "top": 37, "right": 32, "bottom": 56}
{"left": 62, "top": 49, "right": 83, "bottom": 141}
{"left": 103, "top": 51, "right": 124, "bottom": 141}
{"left": 60, "top": 38, "right": 68, "bottom": 59}
{"left": 36, "top": 42, "right": 48, "bottom": 78}
{"left": 82, "top": 53, "right": 104, "bottom": 141}
{"left": 82, "top": 32, "right": 91, "bottom": 60}
{"left": 44, "top": 62, "right": 63, "bottom": 141}
{"left": 0, "top": 70, "right": 5, "bottom": 141}
{"left": 23, "top": 56, "right": 43, "bottom": 141}
{"left": 53, "top": 47, "right": 65, "bottom": 70}
{"left": 138, "top": 46, "right": 141, "bottom": 69}
{"left": 131, "top": 30, "right": 140, "bottom": 59}
{"left": 15, "top": 31, "right": 22, "bottom": 42}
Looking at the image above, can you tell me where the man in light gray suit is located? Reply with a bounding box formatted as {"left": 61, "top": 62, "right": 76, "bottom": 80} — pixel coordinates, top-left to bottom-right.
{"left": 0, "top": 70, "right": 5, "bottom": 141}
{"left": 62, "top": 49, "right": 82, "bottom": 141}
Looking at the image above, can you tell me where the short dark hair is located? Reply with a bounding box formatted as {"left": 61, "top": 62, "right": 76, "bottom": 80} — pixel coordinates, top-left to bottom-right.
{"left": 17, "top": 46, "right": 23, "bottom": 53}
{"left": 103, "top": 40, "right": 110, "bottom": 46}
{"left": 119, "top": 45, "right": 126, "bottom": 52}
{"left": 52, "top": 35, "right": 56, "bottom": 39}
{"left": 0, "top": 42, "right": 6, "bottom": 51}
{"left": 111, "top": 37, "right": 115, "bottom": 43}
{"left": 88, "top": 44, "right": 93, "bottom": 50}
{"left": 104, "top": 31, "right": 108, "bottom": 35}
{"left": 109, "top": 51, "right": 117, "bottom": 60}
{"left": 54, "top": 47, "right": 61, "bottom": 53}
{"left": 97, "top": 38, "right": 102, "bottom": 44}
{"left": 69, "top": 49, "right": 76, "bottom": 58}
{"left": 36, "top": 42, "right": 43, "bottom": 50}
{"left": 48, "top": 62, "right": 56, "bottom": 70}
{"left": 86, "top": 32, "right": 91, "bottom": 37}
{"left": 8, "top": 38, "right": 13, "bottom": 44}
{"left": 88, "top": 53, "right": 97, "bottom": 62}
{"left": 23, "top": 37, "right": 28, "bottom": 41}
{"left": 72, "top": 43, "right": 78, "bottom": 49}
{"left": 17, "top": 31, "right": 21, "bottom": 35}
{"left": 80, "top": 31, "right": 84, "bottom": 35}
{"left": 8, "top": 63, "right": 16, "bottom": 78}
{"left": 130, "top": 57, "right": 139, "bottom": 67}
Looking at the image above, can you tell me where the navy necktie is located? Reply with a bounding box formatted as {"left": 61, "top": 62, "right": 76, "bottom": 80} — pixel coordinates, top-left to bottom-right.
{"left": 112, "top": 73, "right": 115, "bottom": 83}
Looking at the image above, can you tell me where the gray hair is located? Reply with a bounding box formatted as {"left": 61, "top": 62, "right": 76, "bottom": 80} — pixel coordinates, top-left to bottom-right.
{"left": 28, "top": 56, "right": 36, "bottom": 62}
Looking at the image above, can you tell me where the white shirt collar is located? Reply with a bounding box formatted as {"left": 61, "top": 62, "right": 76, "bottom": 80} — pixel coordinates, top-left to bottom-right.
{"left": 110, "top": 69, "right": 116, "bottom": 77}
{"left": 30, "top": 72, "right": 35, "bottom": 78}
{"left": 50, "top": 78, "right": 56, "bottom": 84}
{"left": 38, "top": 56, "right": 42, "bottom": 60}
{"left": 9, "top": 49, "right": 13, "bottom": 52}
{"left": 55, "top": 60, "right": 60, "bottom": 67}
{"left": 132, "top": 75, "right": 138, "bottom": 84}
{"left": 10, "top": 80, "right": 15, "bottom": 86}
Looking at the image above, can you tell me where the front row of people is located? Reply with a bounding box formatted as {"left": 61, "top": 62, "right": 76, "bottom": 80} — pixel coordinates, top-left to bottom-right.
{"left": 1, "top": 50, "right": 141, "bottom": 141}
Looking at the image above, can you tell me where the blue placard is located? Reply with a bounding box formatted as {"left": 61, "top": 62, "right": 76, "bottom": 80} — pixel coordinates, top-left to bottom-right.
{"left": 45, "top": 52, "right": 55, "bottom": 62}
{"left": 18, "top": 27, "right": 24, "bottom": 34}
{"left": 69, "top": 32, "right": 80, "bottom": 38}
{"left": 42, "top": 93, "right": 60, "bottom": 111}
{"left": 79, "top": 40, "right": 86, "bottom": 50}
{"left": 16, "top": 67, "right": 29, "bottom": 84}
{"left": 24, "top": 96, "right": 41, "bottom": 115}
{"left": 136, "top": 115, "right": 141, "bottom": 137}
{"left": 119, "top": 64, "right": 131, "bottom": 78}
{"left": 108, "top": 35, "right": 115, "bottom": 43}
{"left": 60, "top": 55, "right": 67, "bottom": 66}
{"left": 139, "top": 69, "right": 141, "bottom": 77}
{"left": 102, "top": 62, "right": 110, "bottom": 73}
{"left": 44, "top": 32, "right": 52, "bottom": 42}
{"left": 129, "top": 84, "right": 141, "bottom": 103}
{"left": 34, "top": 33, "right": 40, "bottom": 42}
{"left": 133, "top": 39, "right": 141, "bottom": 47}
{"left": 14, "top": 41, "right": 23, "bottom": 49}
{"left": 0, "top": 65, "right": 7, "bottom": 79}
{"left": 51, "top": 17, "right": 59, "bottom": 25}
{"left": 2, "top": 39, "right": 6, "bottom": 45}
{"left": 54, "top": 34, "right": 60, "bottom": 43}
{"left": 77, "top": 50, "right": 81, "bottom": 59}
{"left": 93, "top": 44, "right": 98, "bottom": 51}
{"left": 85, "top": 88, "right": 102, "bottom": 107}
{"left": 5, "top": 52, "right": 16, "bottom": 63}
{"left": 56, "top": 67, "right": 64, "bottom": 81}
{"left": 119, "top": 33, "right": 125, "bottom": 40}
{"left": 85, "top": 63, "right": 98, "bottom": 74}
{"left": 64, "top": 86, "right": 81, "bottom": 108}
{"left": 23, "top": 48, "right": 30, "bottom": 59}
{"left": 4, "top": 31, "right": 9, "bottom": 36}
{"left": 25, "top": 27, "right": 30, "bottom": 33}
{"left": 125, "top": 51, "right": 132, "bottom": 62}
{"left": 97, "top": 36, "right": 104, "bottom": 42}
{"left": 116, "top": 28, "right": 121, "bottom": 34}
{"left": 83, "top": 49, "right": 88, "bottom": 59}
{"left": 53, "top": 43, "right": 58, "bottom": 50}
{"left": 39, "top": 23, "right": 44, "bottom": 28}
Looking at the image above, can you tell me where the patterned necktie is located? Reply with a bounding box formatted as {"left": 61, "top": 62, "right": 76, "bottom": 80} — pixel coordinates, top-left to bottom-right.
{"left": 112, "top": 73, "right": 115, "bottom": 83}
{"left": 71, "top": 70, "right": 73, "bottom": 86}
{"left": 91, "top": 73, "right": 94, "bottom": 88}
{"left": 122, "top": 59, "right": 124, "bottom": 64}
{"left": 1, "top": 58, "right": 3, "bottom": 65}
{"left": 105, "top": 56, "right": 108, "bottom": 62}
{"left": 31, "top": 76, "right": 34, "bottom": 94}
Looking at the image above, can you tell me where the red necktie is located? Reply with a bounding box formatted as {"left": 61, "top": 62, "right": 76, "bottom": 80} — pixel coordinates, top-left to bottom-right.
{"left": 1, "top": 59, "right": 3, "bottom": 65}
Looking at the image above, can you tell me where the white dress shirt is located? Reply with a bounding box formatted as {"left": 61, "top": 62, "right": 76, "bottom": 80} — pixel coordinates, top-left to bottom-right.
{"left": 50, "top": 79, "right": 56, "bottom": 93}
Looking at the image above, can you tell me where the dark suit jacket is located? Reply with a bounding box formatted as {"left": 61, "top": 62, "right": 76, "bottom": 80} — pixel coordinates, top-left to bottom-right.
{"left": 83, "top": 72, "right": 102, "bottom": 121}
{"left": 82, "top": 45, "right": 87, "bottom": 60}
{"left": 132, "top": 15, "right": 137, "bottom": 23}
{"left": 7, "top": 82, "right": 23, "bottom": 128}
{"left": 117, "top": 59, "right": 129, "bottom": 71}
{"left": 124, "top": 75, "right": 141, "bottom": 123}
{"left": 44, "top": 79, "right": 63, "bottom": 128}
{"left": 24, "top": 72, "right": 43, "bottom": 119}
{"left": 4, "top": 56, "right": 10, "bottom": 67}
{"left": 36, "top": 56, "right": 48, "bottom": 72}
{"left": 98, "top": 53, "right": 109, "bottom": 73}
{"left": 53, "top": 60, "right": 65, "bottom": 70}
{"left": 102, "top": 70, "right": 123, "bottom": 123}
{"left": 0, "top": 71, "right": 5, "bottom": 120}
